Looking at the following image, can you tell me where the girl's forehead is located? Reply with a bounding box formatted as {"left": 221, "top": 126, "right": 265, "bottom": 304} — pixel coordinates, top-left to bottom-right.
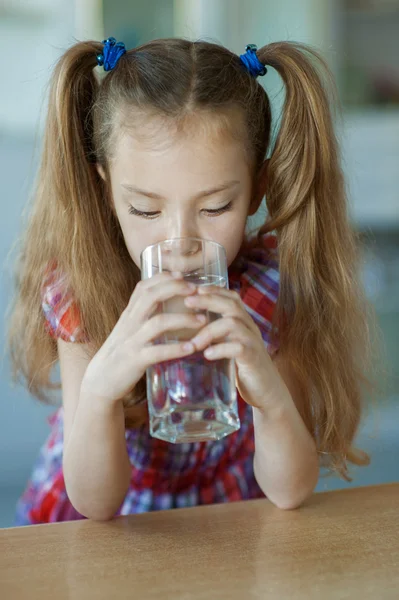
{"left": 113, "top": 106, "right": 247, "bottom": 153}
{"left": 110, "top": 109, "right": 250, "bottom": 175}
{"left": 112, "top": 127, "right": 250, "bottom": 182}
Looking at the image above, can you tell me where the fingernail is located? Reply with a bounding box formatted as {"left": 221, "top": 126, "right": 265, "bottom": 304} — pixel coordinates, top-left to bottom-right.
{"left": 183, "top": 342, "right": 194, "bottom": 352}
{"left": 196, "top": 314, "right": 206, "bottom": 322}
{"left": 172, "top": 271, "right": 183, "bottom": 278}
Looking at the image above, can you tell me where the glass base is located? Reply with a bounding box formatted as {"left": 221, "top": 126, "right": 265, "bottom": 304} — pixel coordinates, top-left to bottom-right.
{"left": 150, "top": 405, "right": 240, "bottom": 444}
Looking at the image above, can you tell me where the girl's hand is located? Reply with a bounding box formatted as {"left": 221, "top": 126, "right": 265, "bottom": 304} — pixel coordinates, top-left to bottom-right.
{"left": 82, "top": 272, "right": 204, "bottom": 404}
{"left": 185, "top": 286, "right": 283, "bottom": 411}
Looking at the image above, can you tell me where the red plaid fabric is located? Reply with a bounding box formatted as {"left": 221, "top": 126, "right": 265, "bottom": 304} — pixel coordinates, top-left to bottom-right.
{"left": 41, "top": 262, "right": 88, "bottom": 343}
{"left": 15, "top": 233, "right": 280, "bottom": 525}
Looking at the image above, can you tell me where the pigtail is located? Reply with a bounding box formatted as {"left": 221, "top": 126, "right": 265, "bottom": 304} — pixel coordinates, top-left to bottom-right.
{"left": 9, "top": 41, "right": 135, "bottom": 400}
{"left": 43, "top": 41, "right": 135, "bottom": 324}
{"left": 257, "top": 42, "right": 375, "bottom": 478}
{"left": 9, "top": 36, "right": 378, "bottom": 443}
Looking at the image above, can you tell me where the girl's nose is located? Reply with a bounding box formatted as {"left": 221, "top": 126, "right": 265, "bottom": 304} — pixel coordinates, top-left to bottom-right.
{"left": 163, "top": 237, "right": 202, "bottom": 258}
{"left": 161, "top": 237, "right": 203, "bottom": 274}
{"left": 175, "top": 237, "right": 202, "bottom": 256}
{"left": 168, "top": 217, "right": 199, "bottom": 245}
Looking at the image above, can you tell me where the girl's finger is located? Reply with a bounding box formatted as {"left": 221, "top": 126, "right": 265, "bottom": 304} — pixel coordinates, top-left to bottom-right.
{"left": 190, "top": 316, "right": 252, "bottom": 352}
{"left": 203, "top": 342, "right": 245, "bottom": 360}
{"left": 185, "top": 293, "right": 238, "bottom": 314}
{"left": 139, "top": 312, "right": 207, "bottom": 344}
{"left": 196, "top": 285, "right": 247, "bottom": 309}
{"left": 128, "top": 278, "right": 198, "bottom": 321}
{"left": 145, "top": 279, "right": 198, "bottom": 309}
{"left": 184, "top": 292, "right": 258, "bottom": 334}
{"left": 197, "top": 285, "right": 241, "bottom": 299}
{"left": 141, "top": 340, "right": 196, "bottom": 366}
{"left": 184, "top": 286, "right": 259, "bottom": 335}
{"left": 134, "top": 271, "right": 180, "bottom": 294}
{"left": 128, "top": 271, "right": 187, "bottom": 306}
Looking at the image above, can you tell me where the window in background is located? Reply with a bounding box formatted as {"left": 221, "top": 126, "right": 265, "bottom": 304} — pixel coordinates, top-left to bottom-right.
{"left": 340, "top": 0, "right": 399, "bottom": 108}
{"left": 335, "top": 1, "right": 399, "bottom": 465}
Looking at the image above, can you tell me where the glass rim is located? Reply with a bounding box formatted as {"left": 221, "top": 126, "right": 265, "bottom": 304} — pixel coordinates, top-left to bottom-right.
{"left": 140, "top": 236, "right": 226, "bottom": 262}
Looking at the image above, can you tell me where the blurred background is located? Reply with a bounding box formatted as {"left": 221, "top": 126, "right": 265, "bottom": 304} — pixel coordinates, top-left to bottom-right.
{"left": 0, "top": 0, "right": 398, "bottom": 527}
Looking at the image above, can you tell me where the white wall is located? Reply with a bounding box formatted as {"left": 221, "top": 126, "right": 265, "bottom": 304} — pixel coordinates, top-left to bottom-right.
{"left": 103, "top": 0, "right": 174, "bottom": 47}
{"left": 1, "top": 0, "right": 398, "bottom": 526}
{"left": 173, "top": 0, "right": 399, "bottom": 229}
{"left": 173, "top": 0, "right": 335, "bottom": 146}
{"left": 174, "top": 0, "right": 333, "bottom": 53}
{"left": 0, "top": 0, "right": 104, "bottom": 136}
{"left": 0, "top": 1, "right": 101, "bottom": 514}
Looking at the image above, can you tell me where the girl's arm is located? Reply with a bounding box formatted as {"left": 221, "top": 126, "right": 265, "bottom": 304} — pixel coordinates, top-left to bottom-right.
{"left": 58, "top": 272, "right": 203, "bottom": 521}
{"left": 59, "top": 339, "right": 131, "bottom": 521}
{"left": 252, "top": 354, "right": 319, "bottom": 510}
{"left": 181, "top": 282, "right": 319, "bottom": 509}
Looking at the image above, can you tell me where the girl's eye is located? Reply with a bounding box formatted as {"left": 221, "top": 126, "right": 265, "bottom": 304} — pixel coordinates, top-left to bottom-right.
{"left": 202, "top": 201, "right": 233, "bottom": 216}
{"left": 128, "top": 206, "right": 160, "bottom": 219}
{"left": 128, "top": 201, "right": 233, "bottom": 219}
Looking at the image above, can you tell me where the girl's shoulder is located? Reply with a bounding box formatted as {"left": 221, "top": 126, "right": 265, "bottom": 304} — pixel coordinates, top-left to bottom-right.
{"left": 41, "top": 261, "right": 87, "bottom": 343}
{"left": 42, "top": 233, "right": 279, "bottom": 346}
{"left": 228, "top": 231, "right": 279, "bottom": 301}
{"left": 228, "top": 232, "right": 279, "bottom": 353}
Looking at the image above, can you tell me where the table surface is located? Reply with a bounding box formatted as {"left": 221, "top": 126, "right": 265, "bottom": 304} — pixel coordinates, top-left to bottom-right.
{"left": 1, "top": 483, "right": 398, "bottom": 599}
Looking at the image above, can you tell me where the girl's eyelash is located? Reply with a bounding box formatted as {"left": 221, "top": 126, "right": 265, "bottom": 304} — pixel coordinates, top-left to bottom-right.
{"left": 128, "top": 201, "right": 233, "bottom": 219}
{"left": 128, "top": 205, "right": 159, "bottom": 219}
{"left": 205, "top": 201, "right": 233, "bottom": 215}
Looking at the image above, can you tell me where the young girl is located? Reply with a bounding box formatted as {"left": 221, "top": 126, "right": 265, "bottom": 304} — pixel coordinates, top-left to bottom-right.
{"left": 9, "top": 36, "right": 374, "bottom": 525}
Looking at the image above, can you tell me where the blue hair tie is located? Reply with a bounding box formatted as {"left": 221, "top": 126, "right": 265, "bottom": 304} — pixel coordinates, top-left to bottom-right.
{"left": 96, "top": 37, "right": 126, "bottom": 71}
{"left": 239, "top": 44, "right": 267, "bottom": 78}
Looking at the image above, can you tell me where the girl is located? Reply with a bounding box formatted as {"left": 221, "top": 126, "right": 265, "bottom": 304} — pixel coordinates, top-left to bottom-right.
{"left": 9, "top": 37, "right": 374, "bottom": 525}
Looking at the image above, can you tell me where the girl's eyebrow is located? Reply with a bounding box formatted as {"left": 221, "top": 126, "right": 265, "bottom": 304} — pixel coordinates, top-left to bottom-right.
{"left": 120, "top": 180, "right": 240, "bottom": 200}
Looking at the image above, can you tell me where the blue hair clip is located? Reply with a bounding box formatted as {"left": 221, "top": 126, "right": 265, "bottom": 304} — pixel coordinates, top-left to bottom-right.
{"left": 96, "top": 37, "right": 126, "bottom": 71}
{"left": 239, "top": 44, "right": 267, "bottom": 78}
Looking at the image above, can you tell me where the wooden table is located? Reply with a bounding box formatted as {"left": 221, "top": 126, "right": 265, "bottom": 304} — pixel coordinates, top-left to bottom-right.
{"left": 1, "top": 484, "right": 398, "bottom": 599}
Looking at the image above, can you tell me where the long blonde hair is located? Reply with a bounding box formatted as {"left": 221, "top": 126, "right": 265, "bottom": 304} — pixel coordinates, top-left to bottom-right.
{"left": 9, "top": 38, "right": 378, "bottom": 478}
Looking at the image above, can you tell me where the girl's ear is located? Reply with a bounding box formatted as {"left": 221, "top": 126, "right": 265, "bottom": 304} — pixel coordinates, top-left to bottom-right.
{"left": 96, "top": 163, "right": 117, "bottom": 216}
{"left": 248, "top": 159, "right": 269, "bottom": 216}
{"left": 96, "top": 163, "right": 106, "bottom": 180}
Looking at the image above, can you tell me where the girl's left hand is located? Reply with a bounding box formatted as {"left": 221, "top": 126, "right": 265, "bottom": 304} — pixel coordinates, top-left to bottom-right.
{"left": 184, "top": 286, "right": 283, "bottom": 411}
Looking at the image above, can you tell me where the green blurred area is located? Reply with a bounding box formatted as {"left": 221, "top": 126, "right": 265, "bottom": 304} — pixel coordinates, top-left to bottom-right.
{"left": 0, "top": 0, "right": 397, "bottom": 525}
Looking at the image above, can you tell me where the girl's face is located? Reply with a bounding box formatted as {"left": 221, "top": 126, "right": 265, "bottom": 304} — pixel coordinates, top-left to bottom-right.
{"left": 101, "top": 114, "right": 266, "bottom": 270}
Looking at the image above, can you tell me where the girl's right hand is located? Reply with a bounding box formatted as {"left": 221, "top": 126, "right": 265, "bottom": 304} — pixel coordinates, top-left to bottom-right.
{"left": 81, "top": 272, "right": 204, "bottom": 404}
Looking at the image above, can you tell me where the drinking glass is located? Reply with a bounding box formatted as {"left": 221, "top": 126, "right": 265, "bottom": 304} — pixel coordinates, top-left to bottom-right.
{"left": 141, "top": 237, "right": 240, "bottom": 443}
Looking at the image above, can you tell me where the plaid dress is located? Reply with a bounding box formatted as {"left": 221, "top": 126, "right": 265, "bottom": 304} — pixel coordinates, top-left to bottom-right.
{"left": 15, "top": 233, "right": 279, "bottom": 525}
